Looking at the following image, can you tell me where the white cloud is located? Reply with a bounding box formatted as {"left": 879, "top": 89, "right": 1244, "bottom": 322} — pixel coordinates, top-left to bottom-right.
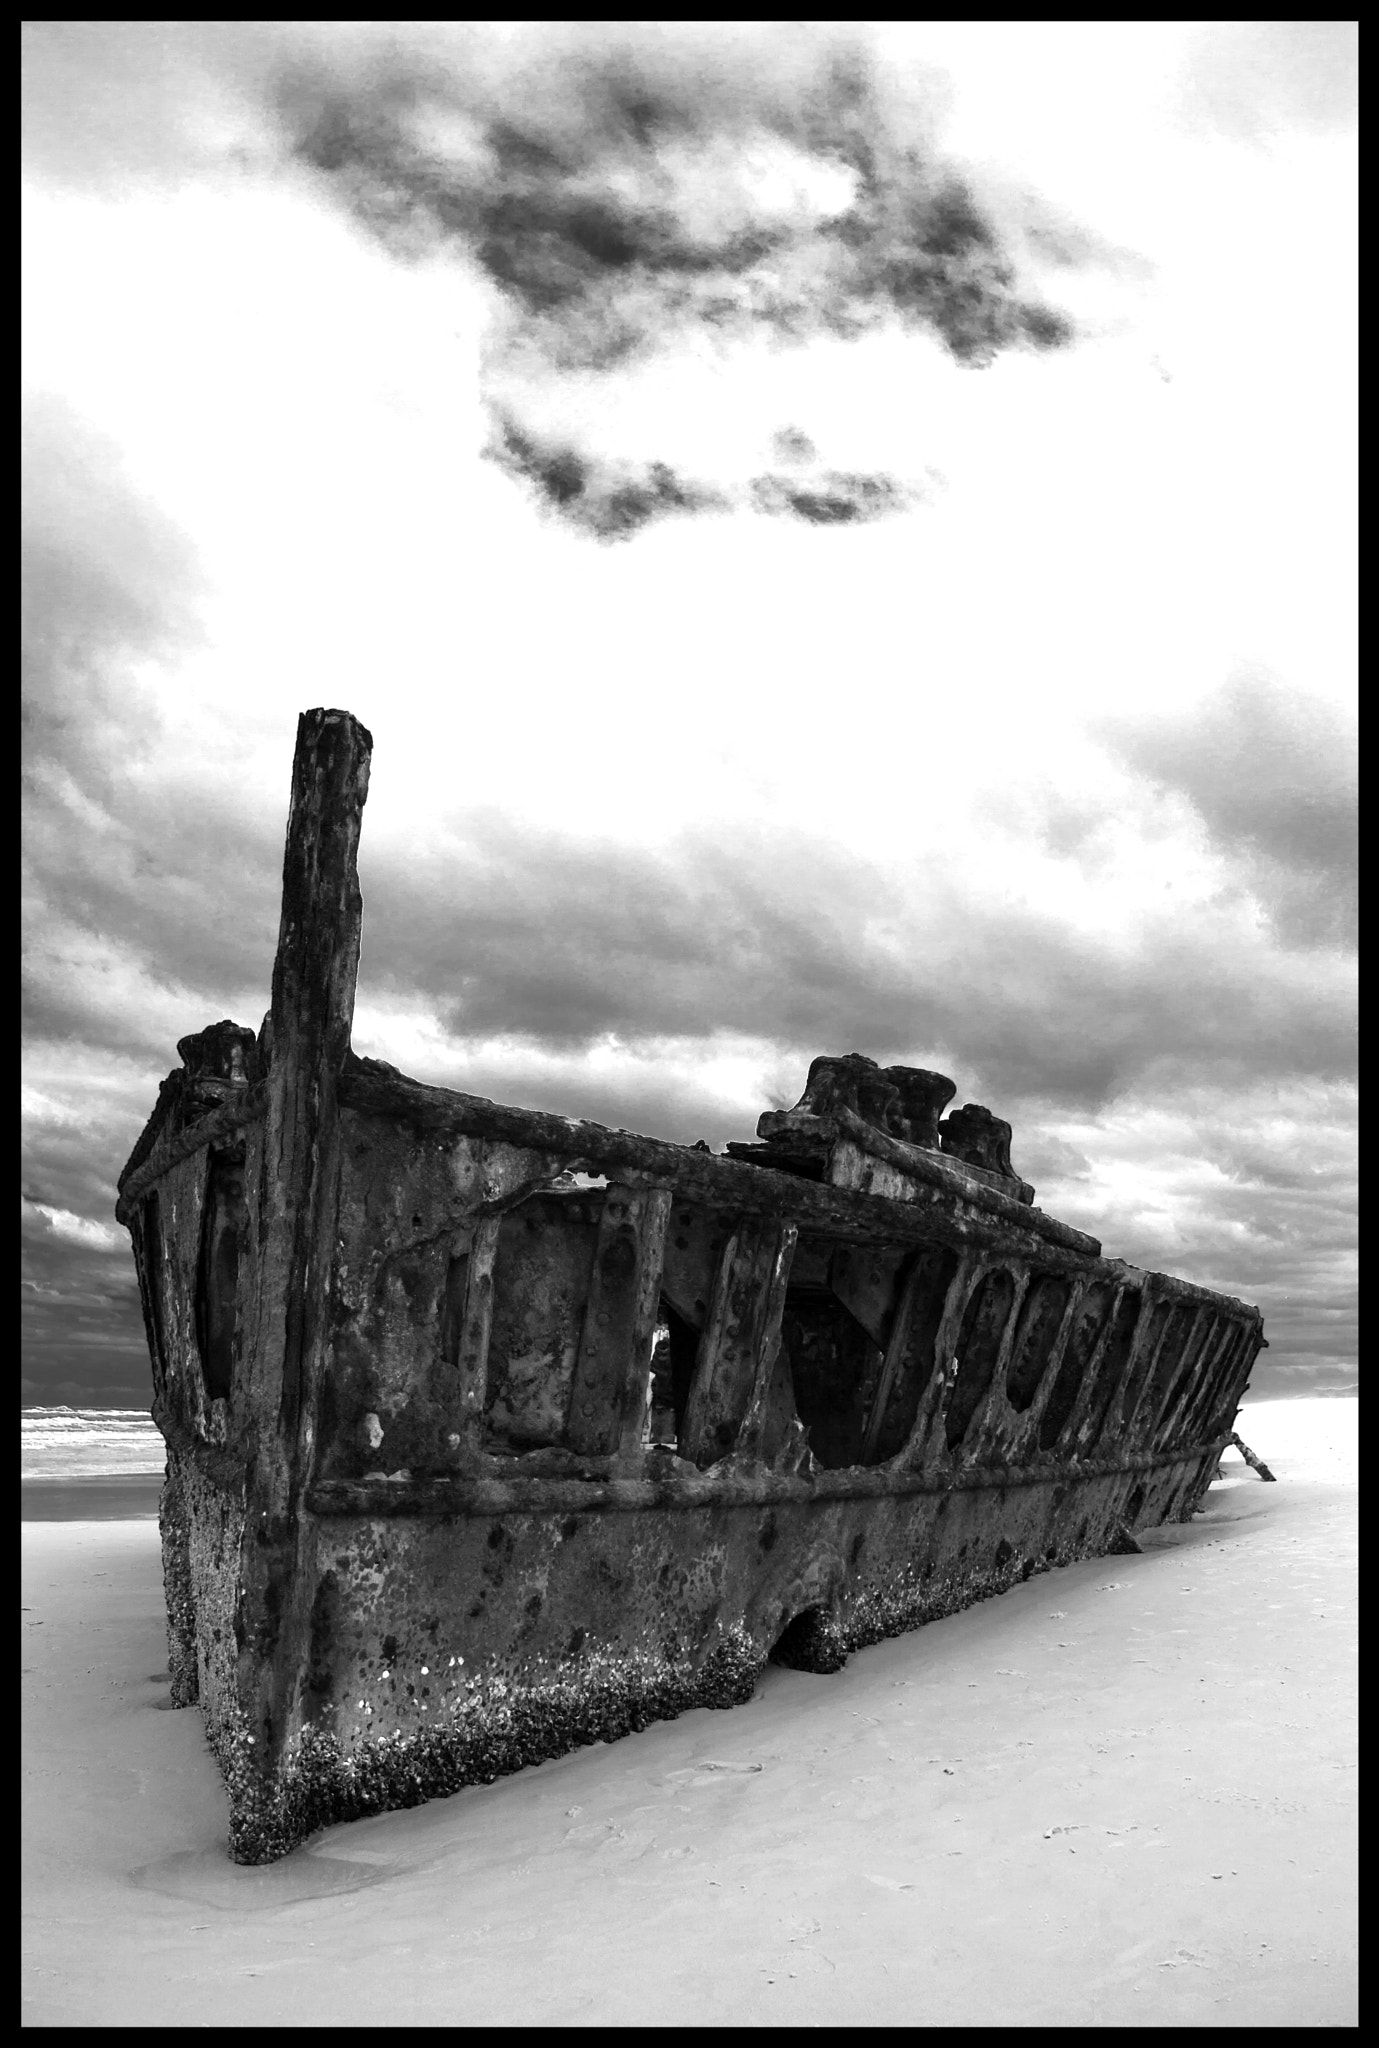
{"left": 23, "top": 1199, "right": 124, "bottom": 1252}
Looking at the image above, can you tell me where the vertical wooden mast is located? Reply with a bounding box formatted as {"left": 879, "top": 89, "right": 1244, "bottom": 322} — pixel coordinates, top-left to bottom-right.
{"left": 239, "top": 709, "right": 372, "bottom": 1789}
{"left": 262, "top": 708, "right": 372, "bottom": 1444}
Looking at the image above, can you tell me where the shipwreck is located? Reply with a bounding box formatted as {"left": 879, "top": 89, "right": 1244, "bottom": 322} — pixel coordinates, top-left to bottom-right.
{"left": 118, "top": 709, "right": 1267, "bottom": 1863}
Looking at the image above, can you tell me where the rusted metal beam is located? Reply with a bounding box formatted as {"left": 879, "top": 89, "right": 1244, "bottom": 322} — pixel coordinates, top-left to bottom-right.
{"left": 302, "top": 1433, "right": 1240, "bottom": 1519}
{"left": 1229, "top": 1431, "right": 1277, "bottom": 1481}
{"left": 680, "top": 1217, "right": 798, "bottom": 1466}
{"left": 445, "top": 1214, "right": 503, "bottom": 1454}
{"left": 567, "top": 1185, "right": 673, "bottom": 1457}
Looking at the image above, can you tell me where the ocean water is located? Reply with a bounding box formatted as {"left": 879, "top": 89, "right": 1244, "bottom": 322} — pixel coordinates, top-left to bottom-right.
{"left": 21, "top": 1408, "right": 166, "bottom": 1521}
{"left": 21, "top": 1407, "right": 165, "bottom": 1480}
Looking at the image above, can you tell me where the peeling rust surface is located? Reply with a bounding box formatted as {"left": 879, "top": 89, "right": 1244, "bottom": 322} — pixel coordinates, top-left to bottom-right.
{"left": 119, "top": 710, "right": 1268, "bottom": 1863}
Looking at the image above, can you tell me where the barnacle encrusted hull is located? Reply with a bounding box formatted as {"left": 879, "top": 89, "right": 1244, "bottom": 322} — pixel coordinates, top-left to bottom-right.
{"left": 118, "top": 711, "right": 1267, "bottom": 1863}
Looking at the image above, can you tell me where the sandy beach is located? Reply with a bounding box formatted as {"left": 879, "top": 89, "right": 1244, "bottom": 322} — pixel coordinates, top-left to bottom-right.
{"left": 22, "top": 1475, "right": 164, "bottom": 1522}
{"left": 22, "top": 1397, "right": 1356, "bottom": 2028}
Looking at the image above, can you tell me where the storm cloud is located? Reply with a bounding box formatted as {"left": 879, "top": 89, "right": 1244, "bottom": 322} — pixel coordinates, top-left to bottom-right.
{"left": 21, "top": 1048, "right": 165, "bottom": 1405}
{"left": 22, "top": 397, "right": 285, "bottom": 1062}
{"left": 277, "top": 26, "right": 1075, "bottom": 361}
{"left": 352, "top": 799, "right": 1355, "bottom": 1110}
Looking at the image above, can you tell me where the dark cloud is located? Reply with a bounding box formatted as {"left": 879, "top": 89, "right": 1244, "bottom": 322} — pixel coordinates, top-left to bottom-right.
{"left": 486, "top": 414, "right": 727, "bottom": 539}
{"left": 1104, "top": 1147, "right": 1354, "bottom": 1307}
{"left": 21, "top": 1044, "right": 192, "bottom": 1409}
{"left": 278, "top": 28, "right": 1076, "bottom": 362}
{"left": 1016, "top": 1133, "right": 1093, "bottom": 1184}
{"left": 20, "top": 397, "right": 282, "bottom": 1407}
{"left": 1102, "top": 671, "right": 1358, "bottom": 951}
{"left": 21, "top": 1078, "right": 138, "bottom": 1227}
{"left": 23, "top": 769, "right": 288, "bottom": 1058}
{"left": 265, "top": 24, "right": 1082, "bottom": 532}
{"left": 22, "top": 397, "right": 285, "bottom": 1059}
{"left": 1024, "top": 1083, "right": 1357, "bottom": 1393}
{"left": 357, "top": 810, "right": 1355, "bottom": 1110}
{"left": 486, "top": 410, "right": 925, "bottom": 537}
{"left": 21, "top": 1203, "right": 150, "bottom": 1405}
{"left": 749, "top": 470, "right": 919, "bottom": 525}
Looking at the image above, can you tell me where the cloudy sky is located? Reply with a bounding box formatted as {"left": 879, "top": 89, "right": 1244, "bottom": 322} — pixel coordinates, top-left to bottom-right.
{"left": 22, "top": 22, "right": 1356, "bottom": 1406}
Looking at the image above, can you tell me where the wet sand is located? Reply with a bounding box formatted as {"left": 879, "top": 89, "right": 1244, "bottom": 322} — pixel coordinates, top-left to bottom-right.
{"left": 22, "top": 1474, "right": 164, "bottom": 1522}
{"left": 21, "top": 1398, "right": 1356, "bottom": 2027}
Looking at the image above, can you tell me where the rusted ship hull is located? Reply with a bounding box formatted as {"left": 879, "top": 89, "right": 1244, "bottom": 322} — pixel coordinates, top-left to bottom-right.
{"left": 118, "top": 711, "right": 1266, "bottom": 1863}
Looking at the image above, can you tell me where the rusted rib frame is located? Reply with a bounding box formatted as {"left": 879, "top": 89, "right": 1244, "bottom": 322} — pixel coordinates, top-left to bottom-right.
{"left": 303, "top": 1435, "right": 1233, "bottom": 1520}
{"left": 338, "top": 1058, "right": 1109, "bottom": 1267}
{"left": 680, "top": 1216, "right": 797, "bottom": 1465}
{"left": 858, "top": 1253, "right": 928, "bottom": 1464}
{"left": 449, "top": 1215, "right": 502, "bottom": 1453}
{"left": 568, "top": 1186, "right": 675, "bottom": 1457}
{"left": 1041, "top": 1277, "right": 1117, "bottom": 1450}
{"left": 1143, "top": 1305, "right": 1217, "bottom": 1448}
{"left": 114, "top": 1089, "right": 268, "bottom": 1222}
